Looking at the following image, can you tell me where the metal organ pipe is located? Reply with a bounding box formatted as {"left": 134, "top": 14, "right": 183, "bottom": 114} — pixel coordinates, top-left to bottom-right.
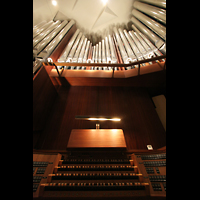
{"left": 33, "top": 20, "right": 69, "bottom": 56}
{"left": 92, "top": 46, "right": 95, "bottom": 63}
{"left": 113, "top": 27, "right": 129, "bottom": 64}
{"left": 130, "top": 16, "right": 165, "bottom": 53}
{"left": 140, "top": 0, "right": 166, "bottom": 9}
{"left": 98, "top": 42, "right": 101, "bottom": 63}
{"left": 132, "top": 9, "right": 166, "bottom": 40}
{"left": 66, "top": 32, "right": 83, "bottom": 62}
{"left": 33, "top": 20, "right": 61, "bottom": 47}
{"left": 78, "top": 38, "right": 87, "bottom": 63}
{"left": 108, "top": 35, "right": 118, "bottom": 63}
{"left": 59, "top": 29, "right": 80, "bottom": 62}
{"left": 101, "top": 39, "right": 106, "bottom": 63}
{"left": 133, "top": 1, "right": 166, "bottom": 25}
{"left": 95, "top": 44, "right": 98, "bottom": 63}
{"left": 118, "top": 28, "right": 137, "bottom": 63}
{"left": 33, "top": 21, "right": 46, "bottom": 31}
{"left": 33, "top": 20, "right": 54, "bottom": 38}
{"left": 134, "top": 31, "right": 155, "bottom": 59}
{"left": 123, "top": 29, "right": 143, "bottom": 62}
{"left": 105, "top": 36, "right": 112, "bottom": 64}
{"left": 72, "top": 35, "right": 85, "bottom": 62}
{"left": 83, "top": 40, "right": 90, "bottom": 63}
{"left": 131, "top": 24, "right": 164, "bottom": 58}
{"left": 37, "top": 20, "right": 75, "bottom": 60}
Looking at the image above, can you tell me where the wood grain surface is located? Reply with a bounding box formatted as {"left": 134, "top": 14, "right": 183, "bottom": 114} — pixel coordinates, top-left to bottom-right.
{"left": 67, "top": 129, "right": 127, "bottom": 148}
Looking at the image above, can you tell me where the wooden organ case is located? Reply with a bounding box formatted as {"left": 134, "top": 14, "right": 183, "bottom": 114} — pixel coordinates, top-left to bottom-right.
{"left": 33, "top": 150, "right": 166, "bottom": 199}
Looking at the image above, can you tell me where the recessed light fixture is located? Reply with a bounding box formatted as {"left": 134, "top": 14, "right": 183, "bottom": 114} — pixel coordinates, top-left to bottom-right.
{"left": 75, "top": 115, "right": 121, "bottom": 121}
{"left": 101, "top": 0, "right": 108, "bottom": 6}
{"left": 52, "top": 0, "right": 57, "bottom": 6}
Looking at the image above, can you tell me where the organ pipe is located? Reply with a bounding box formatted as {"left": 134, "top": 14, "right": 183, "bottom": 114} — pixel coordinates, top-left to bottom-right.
{"left": 33, "top": 20, "right": 69, "bottom": 56}
{"left": 78, "top": 38, "right": 87, "bottom": 63}
{"left": 33, "top": 20, "right": 61, "bottom": 47}
{"left": 101, "top": 39, "right": 106, "bottom": 63}
{"left": 95, "top": 44, "right": 98, "bottom": 63}
{"left": 105, "top": 37, "right": 112, "bottom": 63}
{"left": 131, "top": 24, "right": 164, "bottom": 58}
{"left": 92, "top": 46, "right": 95, "bottom": 63}
{"left": 33, "top": 20, "right": 54, "bottom": 38}
{"left": 140, "top": 0, "right": 166, "bottom": 9}
{"left": 33, "top": 21, "right": 46, "bottom": 31}
{"left": 133, "top": 1, "right": 166, "bottom": 24}
{"left": 98, "top": 42, "right": 101, "bottom": 63}
{"left": 130, "top": 16, "right": 165, "bottom": 51}
{"left": 83, "top": 40, "right": 90, "bottom": 63}
{"left": 123, "top": 29, "right": 143, "bottom": 62}
{"left": 134, "top": 31, "right": 155, "bottom": 59}
{"left": 59, "top": 29, "right": 80, "bottom": 62}
{"left": 113, "top": 27, "right": 129, "bottom": 64}
{"left": 132, "top": 9, "right": 166, "bottom": 40}
{"left": 118, "top": 28, "right": 137, "bottom": 62}
{"left": 72, "top": 35, "right": 85, "bottom": 62}
{"left": 108, "top": 35, "right": 118, "bottom": 63}
{"left": 66, "top": 32, "right": 83, "bottom": 62}
{"left": 37, "top": 20, "right": 75, "bottom": 60}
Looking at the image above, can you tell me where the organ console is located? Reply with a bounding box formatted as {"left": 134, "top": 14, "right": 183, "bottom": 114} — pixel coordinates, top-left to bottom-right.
{"left": 33, "top": 149, "right": 166, "bottom": 199}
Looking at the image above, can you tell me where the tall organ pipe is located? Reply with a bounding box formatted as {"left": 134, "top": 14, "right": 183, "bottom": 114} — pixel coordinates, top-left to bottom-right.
{"left": 98, "top": 42, "right": 101, "bottom": 63}
{"left": 33, "top": 21, "right": 46, "bottom": 31}
{"left": 113, "top": 27, "right": 129, "bottom": 64}
{"left": 108, "top": 35, "right": 118, "bottom": 63}
{"left": 72, "top": 35, "right": 85, "bottom": 62}
{"left": 133, "top": 1, "right": 166, "bottom": 24}
{"left": 95, "top": 44, "right": 98, "bottom": 63}
{"left": 118, "top": 28, "right": 137, "bottom": 62}
{"left": 131, "top": 16, "right": 165, "bottom": 51}
{"left": 132, "top": 9, "right": 166, "bottom": 40}
{"left": 92, "top": 46, "right": 96, "bottom": 63}
{"left": 131, "top": 24, "right": 164, "bottom": 57}
{"left": 33, "top": 20, "right": 61, "bottom": 47}
{"left": 66, "top": 32, "right": 83, "bottom": 62}
{"left": 129, "top": 31, "right": 147, "bottom": 65}
{"left": 134, "top": 31, "right": 155, "bottom": 59}
{"left": 140, "top": 0, "right": 166, "bottom": 9}
{"left": 78, "top": 38, "right": 87, "bottom": 63}
{"left": 33, "top": 20, "right": 69, "bottom": 55}
{"left": 105, "top": 37, "right": 112, "bottom": 63}
{"left": 83, "top": 41, "right": 90, "bottom": 63}
{"left": 33, "top": 21, "right": 54, "bottom": 38}
{"left": 37, "top": 20, "right": 75, "bottom": 60}
{"left": 102, "top": 39, "right": 106, "bottom": 63}
{"left": 123, "top": 29, "right": 143, "bottom": 61}
{"left": 59, "top": 29, "right": 80, "bottom": 62}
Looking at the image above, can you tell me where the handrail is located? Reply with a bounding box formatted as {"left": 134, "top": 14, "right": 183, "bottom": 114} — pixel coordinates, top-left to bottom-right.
{"left": 43, "top": 54, "right": 166, "bottom": 77}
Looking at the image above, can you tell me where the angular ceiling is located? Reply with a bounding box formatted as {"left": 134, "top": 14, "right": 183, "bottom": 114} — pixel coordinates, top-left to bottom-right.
{"left": 33, "top": 0, "right": 134, "bottom": 40}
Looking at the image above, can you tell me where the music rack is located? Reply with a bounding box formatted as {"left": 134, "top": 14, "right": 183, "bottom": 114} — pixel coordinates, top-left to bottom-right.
{"left": 33, "top": 150, "right": 166, "bottom": 199}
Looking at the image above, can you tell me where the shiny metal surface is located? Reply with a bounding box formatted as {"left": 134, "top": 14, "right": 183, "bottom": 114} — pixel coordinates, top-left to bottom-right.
{"left": 140, "top": 0, "right": 166, "bottom": 9}
{"left": 132, "top": 9, "right": 166, "bottom": 40}
{"left": 33, "top": 20, "right": 68, "bottom": 55}
{"left": 133, "top": 1, "right": 166, "bottom": 24}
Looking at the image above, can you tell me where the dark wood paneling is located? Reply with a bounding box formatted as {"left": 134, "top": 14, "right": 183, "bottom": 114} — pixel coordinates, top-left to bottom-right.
{"left": 33, "top": 66, "right": 58, "bottom": 131}
{"left": 34, "top": 87, "right": 166, "bottom": 150}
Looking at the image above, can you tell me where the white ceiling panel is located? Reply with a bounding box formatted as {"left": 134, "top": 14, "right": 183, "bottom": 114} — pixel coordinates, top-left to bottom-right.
{"left": 33, "top": 0, "right": 134, "bottom": 40}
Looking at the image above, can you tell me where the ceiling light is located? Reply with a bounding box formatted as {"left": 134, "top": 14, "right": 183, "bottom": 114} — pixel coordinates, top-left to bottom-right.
{"left": 102, "top": 0, "right": 108, "bottom": 6}
{"left": 52, "top": 0, "right": 57, "bottom": 6}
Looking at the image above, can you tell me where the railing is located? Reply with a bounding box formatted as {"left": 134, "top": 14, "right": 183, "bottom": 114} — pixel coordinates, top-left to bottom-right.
{"left": 42, "top": 54, "right": 166, "bottom": 77}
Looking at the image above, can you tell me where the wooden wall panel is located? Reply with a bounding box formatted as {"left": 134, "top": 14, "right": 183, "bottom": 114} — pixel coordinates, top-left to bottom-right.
{"left": 34, "top": 86, "right": 166, "bottom": 151}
